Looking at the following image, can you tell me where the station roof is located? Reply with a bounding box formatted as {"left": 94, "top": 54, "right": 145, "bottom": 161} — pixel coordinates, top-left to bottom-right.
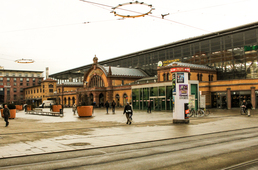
{"left": 49, "top": 21, "right": 258, "bottom": 80}
{"left": 165, "top": 62, "right": 216, "bottom": 70}
{"left": 102, "top": 66, "right": 149, "bottom": 77}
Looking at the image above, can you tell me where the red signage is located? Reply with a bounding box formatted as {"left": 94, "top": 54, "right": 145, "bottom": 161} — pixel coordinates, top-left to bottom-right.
{"left": 170, "top": 67, "right": 190, "bottom": 73}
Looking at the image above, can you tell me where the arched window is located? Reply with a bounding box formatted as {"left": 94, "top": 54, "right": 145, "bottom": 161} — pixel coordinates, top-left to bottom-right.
{"left": 166, "top": 73, "right": 170, "bottom": 81}
{"left": 89, "top": 75, "right": 104, "bottom": 88}
{"left": 49, "top": 84, "right": 54, "bottom": 88}
{"left": 163, "top": 73, "right": 166, "bottom": 81}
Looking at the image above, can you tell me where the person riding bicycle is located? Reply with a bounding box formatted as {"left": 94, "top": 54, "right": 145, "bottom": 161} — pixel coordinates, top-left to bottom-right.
{"left": 241, "top": 100, "right": 247, "bottom": 114}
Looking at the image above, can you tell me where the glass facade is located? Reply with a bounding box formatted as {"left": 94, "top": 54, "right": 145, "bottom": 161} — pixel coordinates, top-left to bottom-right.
{"left": 132, "top": 85, "right": 173, "bottom": 111}
{"left": 102, "top": 28, "right": 258, "bottom": 79}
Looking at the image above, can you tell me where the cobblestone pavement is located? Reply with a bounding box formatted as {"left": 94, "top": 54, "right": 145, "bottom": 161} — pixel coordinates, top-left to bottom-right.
{"left": 0, "top": 107, "right": 257, "bottom": 158}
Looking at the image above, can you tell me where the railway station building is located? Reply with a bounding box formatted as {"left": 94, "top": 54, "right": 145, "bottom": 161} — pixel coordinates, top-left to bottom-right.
{"left": 48, "top": 21, "right": 258, "bottom": 110}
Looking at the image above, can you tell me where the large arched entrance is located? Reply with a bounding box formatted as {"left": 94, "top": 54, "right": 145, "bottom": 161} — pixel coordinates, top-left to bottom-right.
{"left": 90, "top": 93, "right": 94, "bottom": 105}
{"left": 115, "top": 94, "right": 120, "bottom": 107}
{"left": 64, "top": 97, "right": 67, "bottom": 107}
{"left": 82, "top": 94, "right": 88, "bottom": 105}
{"left": 68, "top": 97, "right": 71, "bottom": 107}
{"left": 72, "top": 97, "right": 75, "bottom": 105}
{"left": 99, "top": 93, "right": 104, "bottom": 108}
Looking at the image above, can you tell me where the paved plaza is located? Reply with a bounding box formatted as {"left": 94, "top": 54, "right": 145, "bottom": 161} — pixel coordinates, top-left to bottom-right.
{"left": 0, "top": 107, "right": 258, "bottom": 159}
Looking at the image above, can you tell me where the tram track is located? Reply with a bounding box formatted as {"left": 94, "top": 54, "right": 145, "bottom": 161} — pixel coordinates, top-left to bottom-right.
{"left": 1, "top": 127, "right": 258, "bottom": 169}
{"left": 0, "top": 115, "right": 252, "bottom": 136}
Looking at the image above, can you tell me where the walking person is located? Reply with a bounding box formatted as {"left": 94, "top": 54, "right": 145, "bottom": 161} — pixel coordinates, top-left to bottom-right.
{"left": 147, "top": 100, "right": 151, "bottom": 113}
{"left": 246, "top": 100, "right": 253, "bottom": 117}
{"left": 72, "top": 103, "right": 77, "bottom": 115}
{"left": 111, "top": 100, "right": 116, "bottom": 114}
{"left": 105, "top": 101, "right": 109, "bottom": 114}
{"left": 123, "top": 102, "right": 133, "bottom": 125}
{"left": 3, "top": 104, "right": 10, "bottom": 127}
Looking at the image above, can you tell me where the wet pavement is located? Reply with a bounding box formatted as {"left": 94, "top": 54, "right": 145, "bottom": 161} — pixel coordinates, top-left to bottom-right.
{"left": 0, "top": 107, "right": 258, "bottom": 158}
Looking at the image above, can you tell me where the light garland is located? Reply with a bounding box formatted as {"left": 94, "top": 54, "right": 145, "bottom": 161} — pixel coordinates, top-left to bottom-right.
{"left": 15, "top": 58, "right": 35, "bottom": 64}
{"left": 111, "top": 1, "right": 155, "bottom": 18}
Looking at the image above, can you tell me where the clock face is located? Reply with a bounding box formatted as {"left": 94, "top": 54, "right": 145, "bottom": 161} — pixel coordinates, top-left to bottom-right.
{"left": 158, "top": 61, "right": 163, "bottom": 67}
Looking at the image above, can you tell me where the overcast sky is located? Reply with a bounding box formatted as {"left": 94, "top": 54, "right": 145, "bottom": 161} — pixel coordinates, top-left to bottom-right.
{"left": 0, "top": 0, "right": 257, "bottom": 77}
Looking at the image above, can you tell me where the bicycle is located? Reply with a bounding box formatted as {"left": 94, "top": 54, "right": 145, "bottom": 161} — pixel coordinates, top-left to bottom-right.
{"left": 197, "top": 108, "right": 210, "bottom": 117}
{"left": 189, "top": 108, "right": 197, "bottom": 117}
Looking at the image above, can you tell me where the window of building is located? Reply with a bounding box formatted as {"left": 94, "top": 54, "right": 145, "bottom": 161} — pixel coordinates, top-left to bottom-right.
{"left": 31, "top": 73, "right": 34, "bottom": 77}
{"left": 0, "top": 77, "right": 3, "bottom": 81}
{"left": 89, "top": 75, "right": 104, "bottom": 87}
{"left": 33, "top": 78, "right": 35, "bottom": 82}
{"left": 43, "top": 89, "right": 45, "bottom": 93}
{"left": 37, "top": 89, "right": 39, "bottom": 93}
{"left": 43, "top": 85, "right": 45, "bottom": 88}
{"left": 20, "top": 78, "right": 23, "bottom": 82}
{"left": 14, "top": 95, "right": 17, "bottom": 100}
{"left": 7, "top": 88, "right": 10, "bottom": 94}
{"left": 0, "top": 82, "right": 4, "bottom": 85}
{"left": 25, "top": 73, "right": 28, "bottom": 77}
{"left": 19, "top": 73, "right": 22, "bottom": 77}
{"left": 197, "top": 73, "right": 203, "bottom": 81}
{"left": 20, "top": 95, "right": 23, "bottom": 100}
{"left": 167, "top": 73, "right": 170, "bottom": 81}
{"left": 7, "top": 82, "right": 10, "bottom": 86}
{"left": 121, "top": 80, "right": 124, "bottom": 85}
{"left": 49, "top": 89, "right": 53, "bottom": 93}
{"left": 163, "top": 73, "right": 166, "bottom": 81}
{"left": 20, "top": 88, "right": 23, "bottom": 92}
{"left": 0, "top": 88, "right": 3, "bottom": 91}
{"left": 14, "top": 82, "right": 16, "bottom": 86}
{"left": 49, "top": 84, "right": 53, "bottom": 88}
{"left": 26, "top": 78, "right": 29, "bottom": 82}
{"left": 37, "top": 74, "right": 40, "bottom": 77}
{"left": 20, "top": 83, "right": 23, "bottom": 86}
{"left": 12, "top": 73, "right": 15, "bottom": 77}
{"left": 14, "top": 88, "right": 17, "bottom": 92}
{"left": 34, "top": 90, "right": 35, "bottom": 93}
{"left": 0, "top": 72, "right": 2, "bottom": 76}
{"left": 27, "top": 83, "right": 29, "bottom": 86}
{"left": 7, "top": 78, "right": 10, "bottom": 82}
{"left": 6, "top": 72, "right": 9, "bottom": 76}
{"left": 14, "top": 78, "right": 16, "bottom": 82}
{"left": 33, "top": 83, "right": 35, "bottom": 86}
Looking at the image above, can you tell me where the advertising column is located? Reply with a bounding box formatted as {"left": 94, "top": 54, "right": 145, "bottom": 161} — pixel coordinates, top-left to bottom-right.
{"left": 170, "top": 67, "right": 190, "bottom": 124}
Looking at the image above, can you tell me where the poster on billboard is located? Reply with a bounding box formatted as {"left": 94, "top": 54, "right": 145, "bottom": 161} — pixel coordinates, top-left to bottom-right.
{"left": 177, "top": 73, "right": 184, "bottom": 83}
{"left": 179, "top": 84, "right": 188, "bottom": 99}
{"left": 200, "top": 95, "right": 206, "bottom": 109}
{"left": 189, "top": 95, "right": 195, "bottom": 109}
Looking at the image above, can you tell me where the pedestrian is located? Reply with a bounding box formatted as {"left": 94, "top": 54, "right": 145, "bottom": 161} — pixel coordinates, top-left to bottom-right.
{"left": 72, "top": 103, "right": 77, "bottom": 115}
{"left": 241, "top": 100, "right": 247, "bottom": 114}
{"left": 111, "top": 100, "right": 116, "bottom": 114}
{"left": 123, "top": 102, "right": 133, "bottom": 125}
{"left": 105, "top": 101, "right": 109, "bottom": 114}
{"left": 246, "top": 100, "right": 253, "bottom": 117}
{"left": 147, "top": 100, "right": 151, "bottom": 113}
{"left": 3, "top": 104, "right": 10, "bottom": 127}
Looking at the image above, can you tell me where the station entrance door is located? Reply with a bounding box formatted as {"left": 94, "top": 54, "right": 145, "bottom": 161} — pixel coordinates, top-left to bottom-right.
{"left": 150, "top": 97, "right": 166, "bottom": 111}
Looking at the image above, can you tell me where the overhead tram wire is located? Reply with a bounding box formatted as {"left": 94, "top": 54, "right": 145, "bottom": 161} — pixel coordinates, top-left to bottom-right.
{"left": 80, "top": 0, "right": 211, "bottom": 32}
